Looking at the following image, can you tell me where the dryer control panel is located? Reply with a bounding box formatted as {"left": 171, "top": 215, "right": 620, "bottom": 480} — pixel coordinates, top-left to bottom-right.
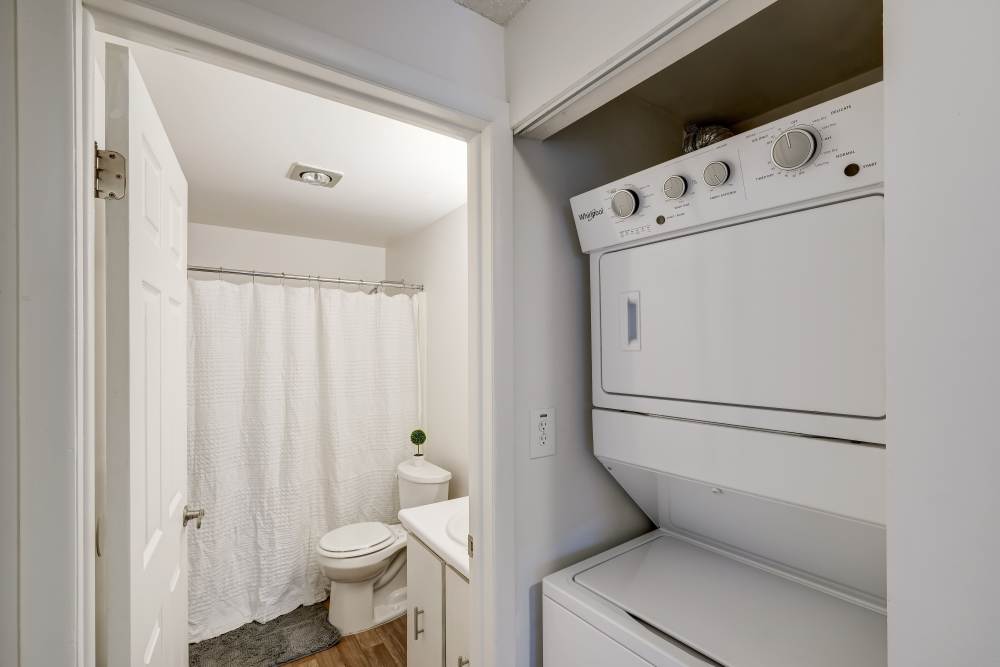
{"left": 570, "top": 83, "right": 883, "bottom": 253}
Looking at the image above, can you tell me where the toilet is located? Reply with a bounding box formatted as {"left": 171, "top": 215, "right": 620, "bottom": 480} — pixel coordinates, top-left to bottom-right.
{"left": 317, "top": 456, "right": 451, "bottom": 635}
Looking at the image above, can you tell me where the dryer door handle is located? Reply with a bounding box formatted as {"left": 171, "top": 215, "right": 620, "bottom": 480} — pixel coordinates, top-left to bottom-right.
{"left": 622, "top": 291, "right": 641, "bottom": 351}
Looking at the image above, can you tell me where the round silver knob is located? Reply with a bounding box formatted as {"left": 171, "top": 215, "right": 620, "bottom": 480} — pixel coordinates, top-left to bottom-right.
{"left": 610, "top": 189, "right": 639, "bottom": 218}
{"left": 771, "top": 127, "right": 817, "bottom": 170}
{"left": 662, "top": 175, "right": 687, "bottom": 200}
{"left": 703, "top": 161, "right": 730, "bottom": 187}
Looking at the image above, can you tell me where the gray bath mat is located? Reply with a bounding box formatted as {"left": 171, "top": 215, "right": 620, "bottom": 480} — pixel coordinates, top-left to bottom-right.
{"left": 189, "top": 603, "right": 341, "bottom": 666}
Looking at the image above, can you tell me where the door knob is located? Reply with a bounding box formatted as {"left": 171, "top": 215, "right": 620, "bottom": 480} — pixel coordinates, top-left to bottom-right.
{"left": 183, "top": 505, "right": 205, "bottom": 529}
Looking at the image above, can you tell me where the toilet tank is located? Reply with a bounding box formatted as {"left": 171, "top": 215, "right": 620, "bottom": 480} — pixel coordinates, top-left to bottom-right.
{"left": 397, "top": 457, "right": 451, "bottom": 509}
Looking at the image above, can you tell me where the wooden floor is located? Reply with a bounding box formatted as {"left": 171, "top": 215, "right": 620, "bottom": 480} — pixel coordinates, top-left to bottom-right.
{"left": 285, "top": 615, "right": 406, "bottom": 667}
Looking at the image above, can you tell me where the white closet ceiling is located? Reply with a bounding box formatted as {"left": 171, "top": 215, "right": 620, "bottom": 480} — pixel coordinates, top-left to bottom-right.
{"left": 129, "top": 44, "right": 467, "bottom": 245}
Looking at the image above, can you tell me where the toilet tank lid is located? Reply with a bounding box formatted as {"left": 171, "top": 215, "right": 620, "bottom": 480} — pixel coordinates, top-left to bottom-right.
{"left": 397, "top": 457, "right": 452, "bottom": 484}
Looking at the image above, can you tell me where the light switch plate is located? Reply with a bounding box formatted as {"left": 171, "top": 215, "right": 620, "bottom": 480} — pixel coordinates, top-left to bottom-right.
{"left": 530, "top": 408, "right": 556, "bottom": 459}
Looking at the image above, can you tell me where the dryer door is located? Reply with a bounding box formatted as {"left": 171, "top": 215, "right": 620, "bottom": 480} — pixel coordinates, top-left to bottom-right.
{"left": 598, "top": 196, "right": 884, "bottom": 418}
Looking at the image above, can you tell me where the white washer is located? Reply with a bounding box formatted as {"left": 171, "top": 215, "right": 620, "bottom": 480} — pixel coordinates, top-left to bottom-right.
{"left": 549, "top": 83, "right": 887, "bottom": 666}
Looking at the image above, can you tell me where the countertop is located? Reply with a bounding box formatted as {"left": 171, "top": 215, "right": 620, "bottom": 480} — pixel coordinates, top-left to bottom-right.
{"left": 398, "top": 496, "right": 469, "bottom": 579}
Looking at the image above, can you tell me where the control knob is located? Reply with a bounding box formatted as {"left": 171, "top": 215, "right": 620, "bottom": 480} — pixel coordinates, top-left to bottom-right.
{"left": 662, "top": 175, "right": 687, "bottom": 200}
{"left": 610, "top": 189, "right": 640, "bottom": 218}
{"left": 703, "top": 161, "right": 730, "bottom": 187}
{"left": 771, "top": 127, "right": 818, "bottom": 170}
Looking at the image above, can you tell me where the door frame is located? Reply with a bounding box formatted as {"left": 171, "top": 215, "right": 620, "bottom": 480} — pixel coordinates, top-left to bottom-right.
{"left": 10, "top": 1, "right": 515, "bottom": 665}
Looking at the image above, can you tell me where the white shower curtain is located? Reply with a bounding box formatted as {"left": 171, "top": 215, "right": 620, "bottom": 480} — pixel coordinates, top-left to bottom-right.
{"left": 186, "top": 279, "right": 423, "bottom": 642}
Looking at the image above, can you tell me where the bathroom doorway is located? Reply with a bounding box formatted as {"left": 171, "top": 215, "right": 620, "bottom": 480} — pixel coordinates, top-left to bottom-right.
{"left": 79, "top": 6, "right": 507, "bottom": 665}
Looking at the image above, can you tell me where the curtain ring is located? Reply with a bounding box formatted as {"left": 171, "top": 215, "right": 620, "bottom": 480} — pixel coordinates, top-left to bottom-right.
{"left": 217, "top": 266, "right": 223, "bottom": 280}
{"left": 280, "top": 272, "right": 285, "bottom": 286}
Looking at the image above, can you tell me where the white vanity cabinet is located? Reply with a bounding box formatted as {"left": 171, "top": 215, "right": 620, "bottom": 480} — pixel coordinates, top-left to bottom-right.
{"left": 400, "top": 498, "right": 472, "bottom": 667}
{"left": 407, "top": 536, "right": 444, "bottom": 667}
{"left": 406, "top": 533, "right": 471, "bottom": 667}
{"left": 445, "top": 566, "right": 470, "bottom": 667}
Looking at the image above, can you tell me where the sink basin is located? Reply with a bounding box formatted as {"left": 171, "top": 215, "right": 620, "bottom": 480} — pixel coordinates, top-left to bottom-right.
{"left": 399, "top": 496, "right": 471, "bottom": 577}
{"left": 445, "top": 508, "right": 469, "bottom": 547}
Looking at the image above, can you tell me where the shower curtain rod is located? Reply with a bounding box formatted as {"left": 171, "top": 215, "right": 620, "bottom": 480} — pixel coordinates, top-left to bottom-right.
{"left": 187, "top": 265, "right": 424, "bottom": 291}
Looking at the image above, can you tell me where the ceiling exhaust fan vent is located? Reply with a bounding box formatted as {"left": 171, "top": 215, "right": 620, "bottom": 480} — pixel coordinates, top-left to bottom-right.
{"left": 286, "top": 162, "right": 343, "bottom": 188}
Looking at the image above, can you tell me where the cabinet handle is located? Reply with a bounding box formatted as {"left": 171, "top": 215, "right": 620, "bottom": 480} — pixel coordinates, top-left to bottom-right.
{"left": 458, "top": 658, "right": 470, "bottom": 667}
{"left": 413, "top": 607, "right": 424, "bottom": 640}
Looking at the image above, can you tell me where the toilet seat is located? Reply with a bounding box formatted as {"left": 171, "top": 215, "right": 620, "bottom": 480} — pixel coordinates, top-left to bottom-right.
{"left": 319, "top": 522, "right": 395, "bottom": 559}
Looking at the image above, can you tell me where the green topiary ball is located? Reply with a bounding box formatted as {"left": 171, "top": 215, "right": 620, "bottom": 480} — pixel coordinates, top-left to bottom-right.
{"left": 410, "top": 429, "right": 427, "bottom": 446}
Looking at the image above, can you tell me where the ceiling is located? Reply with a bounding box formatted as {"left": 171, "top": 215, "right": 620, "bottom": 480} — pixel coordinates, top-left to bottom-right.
{"left": 454, "top": 0, "right": 530, "bottom": 25}
{"left": 127, "top": 43, "right": 467, "bottom": 246}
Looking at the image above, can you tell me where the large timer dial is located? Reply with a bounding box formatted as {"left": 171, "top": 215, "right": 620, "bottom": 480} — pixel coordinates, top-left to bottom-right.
{"left": 771, "top": 127, "right": 818, "bottom": 171}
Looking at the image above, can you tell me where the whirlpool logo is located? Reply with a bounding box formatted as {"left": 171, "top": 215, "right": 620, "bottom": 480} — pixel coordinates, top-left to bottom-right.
{"left": 578, "top": 208, "right": 604, "bottom": 222}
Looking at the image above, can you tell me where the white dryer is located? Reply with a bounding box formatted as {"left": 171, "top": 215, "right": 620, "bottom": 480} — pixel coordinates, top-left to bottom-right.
{"left": 544, "top": 83, "right": 887, "bottom": 666}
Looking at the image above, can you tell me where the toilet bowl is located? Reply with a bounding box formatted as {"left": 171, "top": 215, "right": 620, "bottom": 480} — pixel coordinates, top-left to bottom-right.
{"left": 316, "top": 522, "right": 408, "bottom": 635}
{"left": 317, "top": 457, "right": 451, "bottom": 635}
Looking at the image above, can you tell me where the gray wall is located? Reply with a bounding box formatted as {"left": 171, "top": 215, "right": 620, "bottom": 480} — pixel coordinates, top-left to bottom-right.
{"left": 512, "top": 94, "right": 683, "bottom": 666}
{"left": 885, "top": 2, "right": 1000, "bottom": 663}
{"left": 1, "top": 0, "right": 18, "bottom": 663}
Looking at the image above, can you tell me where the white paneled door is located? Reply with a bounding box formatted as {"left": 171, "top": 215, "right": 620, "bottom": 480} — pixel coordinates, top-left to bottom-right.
{"left": 104, "top": 43, "right": 190, "bottom": 667}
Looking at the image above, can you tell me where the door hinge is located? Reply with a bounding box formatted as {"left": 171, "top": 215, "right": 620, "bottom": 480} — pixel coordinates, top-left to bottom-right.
{"left": 468, "top": 533, "right": 474, "bottom": 559}
{"left": 95, "top": 143, "right": 127, "bottom": 200}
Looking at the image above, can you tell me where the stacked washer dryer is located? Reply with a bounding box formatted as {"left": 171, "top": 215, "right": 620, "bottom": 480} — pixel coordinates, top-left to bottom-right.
{"left": 544, "top": 83, "right": 887, "bottom": 666}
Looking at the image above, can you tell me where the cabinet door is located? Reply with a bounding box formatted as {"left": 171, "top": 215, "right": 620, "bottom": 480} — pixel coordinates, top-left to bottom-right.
{"left": 407, "top": 536, "right": 443, "bottom": 667}
{"left": 445, "top": 567, "right": 470, "bottom": 667}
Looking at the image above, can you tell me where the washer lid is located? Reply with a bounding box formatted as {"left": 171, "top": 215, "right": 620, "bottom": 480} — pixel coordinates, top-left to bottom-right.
{"left": 319, "top": 522, "right": 394, "bottom": 556}
{"left": 574, "top": 534, "right": 886, "bottom": 667}
{"left": 397, "top": 457, "right": 452, "bottom": 484}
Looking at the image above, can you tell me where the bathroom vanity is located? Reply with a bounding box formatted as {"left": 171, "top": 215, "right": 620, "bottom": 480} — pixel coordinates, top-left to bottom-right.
{"left": 399, "top": 497, "right": 470, "bottom": 667}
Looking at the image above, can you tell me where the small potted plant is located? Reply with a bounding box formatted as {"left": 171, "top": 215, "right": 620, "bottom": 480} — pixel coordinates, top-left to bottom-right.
{"left": 410, "top": 428, "right": 427, "bottom": 464}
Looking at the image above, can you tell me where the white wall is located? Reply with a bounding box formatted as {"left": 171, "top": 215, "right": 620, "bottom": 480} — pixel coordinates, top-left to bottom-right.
{"left": 505, "top": 0, "right": 711, "bottom": 128}
{"left": 386, "top": 206, "right": 470, "bottom": 497}
{"left": 512, "top": 94, "right": 683, "bottom": 666}
{"left": 9, "top": 1, "right": 81, "bottom": 665}
{"left": 238, "top": 0, "right": 505, "bottom": 103}
{"left": 124, "top": 0, "right": 506, "bottom": 121}
{"left": 188, "top": 223, "right": 386, "bottom": 281}
{"left": 0, "top": 0, "right": 18, "bottom": 663}
{"left": 885, "top": 2, "right": 1000, "bottom": 664}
